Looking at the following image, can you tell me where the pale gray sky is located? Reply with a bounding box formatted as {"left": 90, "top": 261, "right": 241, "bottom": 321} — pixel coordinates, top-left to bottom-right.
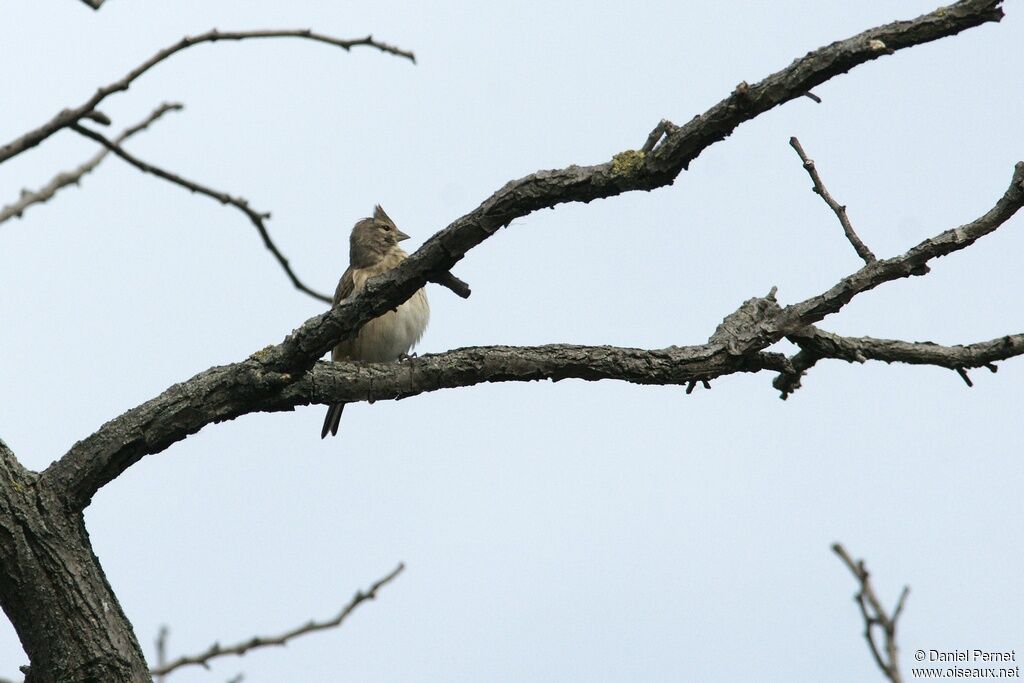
{"left": 1, "top": 2, "right": 1022, "bottom": 681}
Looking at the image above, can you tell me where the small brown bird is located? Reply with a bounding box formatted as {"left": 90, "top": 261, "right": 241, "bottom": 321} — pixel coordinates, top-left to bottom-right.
{"left": 321, "top": 205, "right": 429, "bottom": 438}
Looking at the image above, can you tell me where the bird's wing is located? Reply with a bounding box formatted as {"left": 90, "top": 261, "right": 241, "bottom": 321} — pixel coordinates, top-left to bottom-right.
{"left": 334, "top": 266, "right": 357, "bottom": 304}
{"left": 331, "top": 266, "right": 361, "bottom": 361}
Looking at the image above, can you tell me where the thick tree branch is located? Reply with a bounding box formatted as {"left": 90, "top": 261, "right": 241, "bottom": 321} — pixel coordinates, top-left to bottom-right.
{"left": 262, "top": 0, "right": 1010, "bottom": 374}
{"left": 0, "top": 444, "right": 150, "bottom": 681}
{"left": 0, "top": 103, "right": 182, "bottom": 226}
{"left": 648, "top": 0, "right": 1004, "bottom": 176}
{"left": 39, "top": 2, "right": 1021, "bottom": 513}
{"left": 69, "top": 122, "right": 333, "bottom": 304}
{"left": 789, "top": 136, "right": 876, "bottom": 264}
{"left": 833, "top": 544, "right": 909, "bottom": 683}
{"left": 774, "top": 327, "right": 1023, "bottom": 397}
{"left": 0, "top": 29, "right": 414, "bottom": 164}
{"left": 149, "top": 564, "right": 404, "bottom": 677}
{"left": 40, "top": 341, "right": 790, "bottom": 510}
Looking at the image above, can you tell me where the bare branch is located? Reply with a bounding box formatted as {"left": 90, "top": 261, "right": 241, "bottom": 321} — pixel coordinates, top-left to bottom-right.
{"left": 67, "top": 123, "right": 471, "bottom": 302}
{"left": 44, "top": 161, "right": 1024, "bottom": 509}
{"left": 833, "top": 544, "right": 908, "bottom": 683}
{"left": 69, "top": 122, "right": 333, "bottom": 304}
{"left": 430, "top": 270, "right": 472, "bottom": 299}
{"left": 264, "top": 0, "right": 1012, "bottom": 374}
{"left": 763, "top": 163, "right": 1024, "bottom": 348}
{"left": 149, "top": 564, "right": 405, "bottom": 677}
{"left": 0, "top": 103, "right": 181, "bottom": 225}
{"left": 154, "top": 626, "right": 169, "bottom": 683}
{"left": 48, "top": 159, "right": 1024, "bottom": 511}
{"left": 649, "top": 1, "right": 1004, "bottom": 173}
{"left": 772, "top": 348, "right": 825, "bottom": 399}
{"left": 38, "top": 2, "right": 1021, "bottom": 512}
{"left": 41, "top": 339, "right": 790, "bottom": 509}
{"left": 268, "top": 160, "right": 1024, "bottom": 397}
{"left": 0, "top": 29, "right": 414, "bottom": 164}
{"left": 789, "top": 137, "right": 877, "bottom": 264}
{"left": 640, "top": 119, "right": 680, "bottom": 154}
{"left": 774, "top": 327, "right": 1024, "bottom": 397}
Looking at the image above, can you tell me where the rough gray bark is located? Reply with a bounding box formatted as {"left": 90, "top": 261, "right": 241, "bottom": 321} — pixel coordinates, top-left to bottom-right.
{"left": 774, "top": 328, "right": 1024, "bottom": 397}
{"left": 34, "top": 155, "right": 1024, "bottom": 511}
{"left": 0, "top": 2, "right": 1018, "bottom": 681}
{"left": 0, "top": 442, "right": 149, "bottom": 683}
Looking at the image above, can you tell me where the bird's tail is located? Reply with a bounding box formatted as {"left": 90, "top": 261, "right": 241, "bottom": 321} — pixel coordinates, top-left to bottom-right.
{"left": 321, "top": 403, "right": 346, "bottom": 439}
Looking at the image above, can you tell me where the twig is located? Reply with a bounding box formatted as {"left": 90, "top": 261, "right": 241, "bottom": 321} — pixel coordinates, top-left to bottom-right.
{"left": 0, "top": 103, "right": 181, "bottom": 225}
{"left": 149, "top": 563, "right": 404, "bottom": 677}
{"left": 154, "top": 626, "right": 169, "bottom": 683}
{"left": 69, "top": 122, "right": 333, "bottom": 303}
{"left": 772, "top": 347, "right": 824, "bottom": 399}
{"left": 0, "top": 28, "right": 414, "bottom": 164}
{"left": 640, "top": 119, "right": 680, "bottom": 153}
{"left": 790, "top": 137, "right": 877, "bottom": 264}
{"left": 70, "top": 121, "right": 471, "bottom": 301}
{"left": 774, "top": 327, "right": 1024, "bottom": 397}
{"left": 429, "top": 270, "right": 471, "bottom": 298}
{"left": 832, "top": 544, "right": 908, "bottom": 683}
{"left": 65, "top": 124, "right": 471, "bottom": 302}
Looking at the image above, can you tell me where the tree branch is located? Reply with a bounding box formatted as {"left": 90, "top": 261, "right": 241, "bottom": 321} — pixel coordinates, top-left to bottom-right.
{"left": 69, "top": 122, "right": 333, "bottom": 303}
{"left": 149, "top": 564, "right": 404, "bottom": 677}
{"left": 262, "top": 0, "right": 1011, "bottom": 375}
{"left": 0, "top": 103, "right": 182, "bottom": 226}
{"left": 0, "top": 29, "right": 414, "bottom": 164}
{"left": 67, "top": 124, "right": 470, "bottom": 302}
{"left": 647, "top": 0, "right": 1004, "bottom": 176}
{"left": 763, "top": 163, "right": 1024, "bottom": 349}
{"left": 154, "top": 626, "right": 169, "bottom": 683}
{"left": 833, "top": 544, "right": 908, "bottom": 683}
{"left": 774, "top": 327, "right": 1023, "bottom": 397}
{"left": 38, "top": 2, "right": 1021, "bottom": 513}
{"left": 40, "top": 341, "right": 790, "bottom": 510}
{"left": 789, "top": 136, "right": 876, "bottom": 264}
{"left": 40, "top": 159, "right": 1024, "bottom": 511}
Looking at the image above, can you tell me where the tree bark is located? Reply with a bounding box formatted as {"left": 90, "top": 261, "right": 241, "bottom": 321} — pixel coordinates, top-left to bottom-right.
{"left": 0, "top": 443, "right": 150, "bottom": 683}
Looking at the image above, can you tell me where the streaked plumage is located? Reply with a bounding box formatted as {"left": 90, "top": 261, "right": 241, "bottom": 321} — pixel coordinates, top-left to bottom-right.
{"left": 321, "top": 205, "right": 429, "bottom": 438}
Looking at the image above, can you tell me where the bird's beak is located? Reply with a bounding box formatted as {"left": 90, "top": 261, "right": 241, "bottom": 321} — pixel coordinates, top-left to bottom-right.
{"left": 395, "top": 229, "right": 411, "bottom": 242}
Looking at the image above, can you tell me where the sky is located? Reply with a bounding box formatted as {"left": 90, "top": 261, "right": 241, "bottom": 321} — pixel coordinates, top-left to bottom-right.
{"left": 1, "top": 2, "right": 1022, "bottom": 682}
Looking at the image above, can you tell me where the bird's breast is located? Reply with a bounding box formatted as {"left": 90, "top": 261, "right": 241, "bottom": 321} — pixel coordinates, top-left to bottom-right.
{"left": 334, "top": 288, "right": 429, "bottom": 362}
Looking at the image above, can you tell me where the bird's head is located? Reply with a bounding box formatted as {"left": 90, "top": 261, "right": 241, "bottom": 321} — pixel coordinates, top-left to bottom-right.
{"left": 349, "top": 205, "right": 410, "bottom": 267}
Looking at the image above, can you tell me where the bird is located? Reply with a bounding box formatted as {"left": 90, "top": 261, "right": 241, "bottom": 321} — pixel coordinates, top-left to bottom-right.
{"left": 321, "top": 205, "right": 429, "bottom": 438}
